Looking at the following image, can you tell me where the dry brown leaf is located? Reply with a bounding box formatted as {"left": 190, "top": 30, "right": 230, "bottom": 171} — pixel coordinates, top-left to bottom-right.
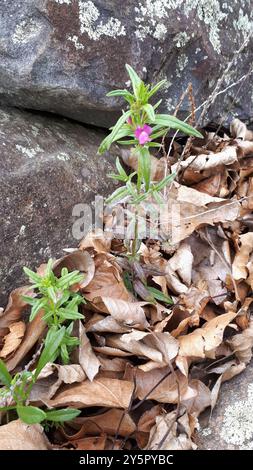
{"left": 136, "top": 405, "right": 163, "bottom": 448}
{"left": 182, "top": 379, "right": 211, "bottom": 417}
{"left": 172, "top": 146, "right": 238, "bottom": 173}
{"left": 0, "top": 420, "right": 51, "bottom": 450}
{"left": 30, "top": 363, "right": 86, "bottom": 402}
{"left": 230, "top": 118, "right": 253, "bottom": 141}
{"left": 79, "top": 229, "right": 112, "bottom": 253}
{"left": 0, "top": 286, "right": 34, "bottom": 339}
{"left": 145, "top": 411, "right": 197, "bottom": 450}
{"left": 86, "top": 314, "right": 131, "bottom": 334}
{"left": 68, "top": 435, "right": 107, "bottom": 450}
{"left": 68, "top": 409, "right": 136, "bottom": 437}
{"left": 83, "top": 253, "right": 132, "bottom": 311}
{"left": 98, "top": 355, "right": 129, "bottom": 373}
{"left": 6, "top": 310, "right": 46, "bottom": 371}
{"left": 178, "top": 311, "right": 238, "bottom": 359}
{"left": 107, "top": 330, "right": 178, "bottom": 365}
{"left": 101, "top": 297, "right": 149, "bottom": 329}
{"left": 78, "top": 321, "right": 101, "bottom": 381}
{"left": 227, "top": 319, "right": 253, "bottom": 364}
{"left": 47, "top": 377, "right": 134, "bottom": 409}
{"left": 53, "top": 250, "right": 95, "bottom": 289}
{"left": 0, "top": 321, "right": 26, "bottom": 358}
{"left": 125, "top": 365, "right": 193, "bottom": 404}
{"left": 165, "top": 242, "right": 193, "bottom": 294}
{"left": 93, "top": 346, "right": 133, "bottom": 357}
{"left": 232, "top": 232, "right": 253, "bottom": 282}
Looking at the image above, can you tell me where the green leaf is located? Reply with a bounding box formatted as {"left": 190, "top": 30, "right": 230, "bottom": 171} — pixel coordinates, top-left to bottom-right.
{"left": 22, "top": 295, "right": 37, "bottom": 306}
{"left": 23, "top": 267, "right": 41, "bottom": 283}
{"left": 115, "top": 157, "right": 127, "bottom": 178}
{"left": 139, "top": 147, "right": 151, "bottom": 192}
{"left": 153, "top": 99, "right": 163, "bottom": 110}
{"left": 45, "top": 408, "right": 81, "bottom": 423}
{"left": 154, "top": 114, "right": 203, "bottom": 138}
{"left": 154, "top": 173, "right": 176, "bottom": 192}
{"left": 146, "top": 286, "right": 173, "bottom": 305}
{"left": 58, "top": 309, "right": 84, "bottom": 320}
{"left": 0, "top": 359, "right": 12, "bottom": 387}
{"left": 17, "top": 405, "right": 47, "bottom": 424}
{"left": 125, "top": 64, "right": 142, "bottom": 99}
{"left": 108, "top": 173, "right": 128, "bottom": 182}
{"left": 35, "top": 326, "right": 66, "bottom": 379}
{"left": 46, "top": 259, "right": 54, "bottom": 277}
{"left": 106, "top": 186, "right": 130, "bottom": 204}
{"left": 117, "top": 139, "right": 139, "bottom": 145}
{"left": 60, "top": 343, "right": 69, "bottom": 365}
{"left": 143, "top": 103, "right": 155, "bottom": 122}
{"left": 148, "top": 79, "right": 167, "bottom": 99}
{"left": 29, "top": 299, "right": 46, "bottom": 322}
{"left": 98, "top": 110, "right": 132, "bottom": 154}
{"left": 106, "top": 89, "right": 134, "bottom": 101}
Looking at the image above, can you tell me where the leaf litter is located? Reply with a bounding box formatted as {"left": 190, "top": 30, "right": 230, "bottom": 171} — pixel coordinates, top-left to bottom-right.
{"left": 1, "top": 118, "right": 253, "bottom": 450}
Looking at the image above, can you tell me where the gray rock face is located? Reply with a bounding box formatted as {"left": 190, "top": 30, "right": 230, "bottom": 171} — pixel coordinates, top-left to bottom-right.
{"left": 0, "top": 107, "right": 118, "bottom": 307}
{"left": 197, "top": 361, "right": 253, "bottom": 450}
{"left": 0, "top": 1, "right": 253, "bottom": 127}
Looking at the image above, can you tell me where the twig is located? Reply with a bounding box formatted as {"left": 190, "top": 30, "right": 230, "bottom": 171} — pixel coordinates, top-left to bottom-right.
{"left": 112, "top": 372, "right": 137, "bottom": 449}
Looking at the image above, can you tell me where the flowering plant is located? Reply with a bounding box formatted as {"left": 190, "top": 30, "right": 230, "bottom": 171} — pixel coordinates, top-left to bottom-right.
{"left": 99, "top": 65, "right": 202, "bottom": 258}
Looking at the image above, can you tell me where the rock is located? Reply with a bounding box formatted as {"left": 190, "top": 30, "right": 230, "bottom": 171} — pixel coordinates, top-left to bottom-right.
{"left": 0, "top": 107, "right": 118, "bottom": 307}
{"left": 197, "top": 361, "right": 253, "bottom": 450}
{"left": 0, "top": 1, "right": 253, "bottom": 127}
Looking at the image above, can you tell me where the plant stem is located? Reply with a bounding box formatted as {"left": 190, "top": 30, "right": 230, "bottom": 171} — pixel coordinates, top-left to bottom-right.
{"left": 131, "top": 210, "right": 139, "bottom": 258}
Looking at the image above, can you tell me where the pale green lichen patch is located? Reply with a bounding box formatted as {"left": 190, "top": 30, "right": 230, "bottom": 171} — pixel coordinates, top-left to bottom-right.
{"left": 56, "top": 152, "right": 70, "bottom": 161}
{"left": 54, "top": 0, "right": 72, "bottom": 4}
{"left": 233, "top": 8, "right": 253, "bottom": 41}
{"left": 68, "top": 35, "right": 85, "bottom": 50}
{"left": 13, "top": 19, "right": 43, "bottom": 44}
{"left": 173, "top": 32, "right": 190, "bottom": 48}
{"left": 134, "top": 0, "right": 228, "bottom": 52}
{"left": 220, "top": 384, "right": 253, "bottom": 449}
{"left": 15, "top": 144, "right": 42, "bottom": 158}
{"left": 176, "top": 53, "right": 188, "bottom": 77}
{"left": 78, "top": 1, "right": 126, "bottom": 41}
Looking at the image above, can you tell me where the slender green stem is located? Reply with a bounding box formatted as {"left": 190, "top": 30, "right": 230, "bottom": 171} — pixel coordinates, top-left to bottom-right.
{"left": 131, "top": 210, "right": 139, "bottom": 259}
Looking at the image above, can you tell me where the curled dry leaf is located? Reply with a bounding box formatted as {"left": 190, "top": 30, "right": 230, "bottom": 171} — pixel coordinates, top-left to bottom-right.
{"left": 178, "top": 311, "right": 238, "bottom": 359}
{"left": 30, "top": 363, "right": 86, "bottom": 402}
{"left": 66, "top": 409, "right": 136, "bottom": 438}
{"left": 0, "top": 286, "right": 34, "bottom": 339}
{"left": 125, "top": 365, "right": 193, "bottom": 404}
{"left": 227, "top": 319, "right": 253, "bottom": 364}
{"left": 0, "top": 420, "right": 51, "bottom": 450}
{"left": 67, "top": 435, "right": 107, "bottom": 450}
{"left": 78, "top": 321, "right": 101, "bottom": 381}
{"left": 47, "top": 377, "right": 134, "bottom": 409}
{"left": 165, "top": 242, "right": 193, "bottom": 294}
{"left": 100, "top": 297, "right": 149, "bottom": 329}
{"left": 79, "top": 228, "right": 112, "bottom": 253}
{"left": 6, "top": 310, "right": 46, "bottom": 372}
{"left": 145, "top": 410, "right": 197, "bottom": 450}
{"left": 107, "top": 330, "right": 179, "bottom": 366}
{"left": 182, "top": 379, "right": 211, "bottom": 417}
{"left": 86, "top": 313, "right": 131, "bottom": 334}
{"left": 83, "top": 253, "right": 132, "bottom": 311}
{"left": 232, "top": 232, "right": 253, "bottom": 283}
{"left": 172, "top": 145, "right": 238, "bottom": 173}
{"left": 0, "top": 321, "right": 26, "bottom": 358}
{"left": 230, "top": 118, "right": 253, "bottom": 141}
{"left": 53, "top": 250, "right": 95, "bottom": 289}
{"left": 136, "top": 405, "right": 163, "bottom": 448}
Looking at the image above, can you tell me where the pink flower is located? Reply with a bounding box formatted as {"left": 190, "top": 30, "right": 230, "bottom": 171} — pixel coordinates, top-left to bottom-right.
{"left": 134, "top": 124, "right": 152, "bottom": 145}
{"left": 127, "top": 116, "right": 133, "bottom": 125}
